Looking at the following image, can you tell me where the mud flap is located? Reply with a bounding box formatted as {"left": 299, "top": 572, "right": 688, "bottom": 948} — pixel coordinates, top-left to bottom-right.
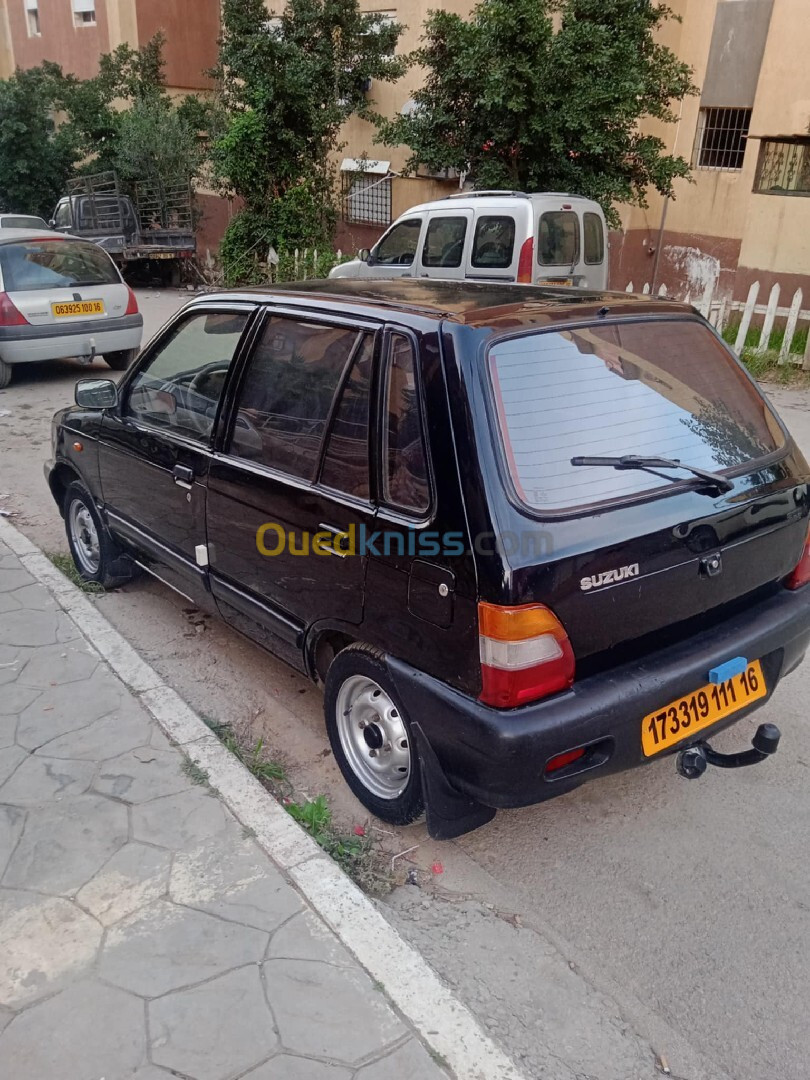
{"left": 412, "top": 722, "right": 495, "bottom": 840}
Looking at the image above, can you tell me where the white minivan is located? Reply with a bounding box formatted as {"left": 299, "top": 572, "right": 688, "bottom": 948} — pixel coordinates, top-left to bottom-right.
{"left": 330, "top": 191, "right": 609, "bottom": 290}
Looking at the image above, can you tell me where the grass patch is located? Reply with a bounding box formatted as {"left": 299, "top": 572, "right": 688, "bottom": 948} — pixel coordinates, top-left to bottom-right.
{"left": 720, "top": 324, "right": 810, "bottom": 386}
{"left": 182, "top": 759, "right": 210, "bottom": 786}
{"left": 48, "top": 552, "right": 104, "bottom": 593}
{"left": 286, "top": 795, "right": 393, "bottom": 897}
{"left": 202, "top": 713, "right": 394, "bottom": 896}
{"left": 201, "top": 715, "right": 288, "bottom": 795}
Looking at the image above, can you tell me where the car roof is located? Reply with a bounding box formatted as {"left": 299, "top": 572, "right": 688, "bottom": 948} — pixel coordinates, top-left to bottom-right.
{"left": 0, "top": 227, "right": 62, "bottom": 242}
{"left": 396, "top": 191, "right": 605, "bottom": 216}
{"left": 195, "top": 279, "right": 692, "bottom": 332}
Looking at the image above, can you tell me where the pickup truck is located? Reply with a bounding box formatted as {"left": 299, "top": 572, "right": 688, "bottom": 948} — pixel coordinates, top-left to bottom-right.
{"left": 51, "top": 171, "right": 196, "bottom": 284}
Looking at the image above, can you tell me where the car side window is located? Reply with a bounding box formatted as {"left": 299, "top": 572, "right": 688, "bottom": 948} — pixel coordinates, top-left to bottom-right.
{"left": 229, "top": 316, "right": 360, "bottom": 482}
{"left": 319, "top": 334, "right": 374, "bottom": 500}
{"left": 125, "top": 311, "right": 249, "bottom": 442}
{"left": 374, "top": 219, "right": 422, "bottom": 266}
{"left": 422, "top": 216, "right": 468, "bottom": 268}
{"left": 584, "top": 212, "right": 605, "bottom": 265}
{"left": 382, "top": 334, "right": 430, "bottom": 514}
{"left": 471, "top": 215, "right": 517, "bottom": 269}
{"left": 538, "top": 211, "right": 580, "bottom": 266}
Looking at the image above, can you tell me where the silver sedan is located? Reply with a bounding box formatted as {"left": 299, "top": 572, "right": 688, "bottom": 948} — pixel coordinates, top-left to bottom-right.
{"left": 0, "top": 228, "right": 143, "bottom": 388}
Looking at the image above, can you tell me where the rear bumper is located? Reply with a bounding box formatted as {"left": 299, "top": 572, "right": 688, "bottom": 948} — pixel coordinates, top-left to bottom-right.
{"left": 386, "top": 586, "right": 810, "bottom": 810}
{"left": 0, "top": 314, "right": 143, "bottom": 364}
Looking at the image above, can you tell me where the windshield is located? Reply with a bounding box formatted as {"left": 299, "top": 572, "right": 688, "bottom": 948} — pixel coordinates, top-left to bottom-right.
{"left": 0, "top": 239, "right": 119, "bottom": 292}
{"left": 488, "top": 318, "right": 786, "bottom": 513}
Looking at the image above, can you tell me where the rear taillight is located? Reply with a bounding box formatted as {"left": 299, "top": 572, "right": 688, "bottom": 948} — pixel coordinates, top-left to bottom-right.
{"left": 0, "top": 292, "right": 28, "bottom": 327}
{"left": 787, "top": 530, "right": 810, "bottom": 590}
{"left": 479, "top": 601, "right": 575, "bottom": 708}
{"left": 517, "top": 237, "right": 534, "bottom": 284}
{"left": 125, "top": 286, "right": 139, "bottom": 316}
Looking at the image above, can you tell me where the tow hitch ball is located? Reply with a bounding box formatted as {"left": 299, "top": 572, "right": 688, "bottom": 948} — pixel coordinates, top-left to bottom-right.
{"left": 676, "top": 723, "right": 781, "bottom": 780}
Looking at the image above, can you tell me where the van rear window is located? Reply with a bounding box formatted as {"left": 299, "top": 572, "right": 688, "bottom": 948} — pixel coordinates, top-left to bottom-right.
{"left": 488, "top": 319, "right": 785, "bottom": 513}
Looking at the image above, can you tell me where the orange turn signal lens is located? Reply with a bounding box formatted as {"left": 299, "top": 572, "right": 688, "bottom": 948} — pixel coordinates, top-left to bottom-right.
{"left": 478, "top": 601, "right": 565, "bottom": 642}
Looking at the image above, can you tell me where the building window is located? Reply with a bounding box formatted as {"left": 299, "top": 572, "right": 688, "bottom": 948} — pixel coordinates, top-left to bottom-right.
{"left": 72, "top": 0, "right": 96, "bottom": 26}
{"left": 693, "top": 107, "right": 752, "bottom": 171}
{"left": 364, "top": 10, "right": 399, "bottom": 55}
{"left": 755, "top": 139, "right": 810, "bottom": 196}
{"left": 341, "top": 167, "right": 392, "bottom": 227}
{"left": 24, "top": 0, "right": 40, "bottom": 37}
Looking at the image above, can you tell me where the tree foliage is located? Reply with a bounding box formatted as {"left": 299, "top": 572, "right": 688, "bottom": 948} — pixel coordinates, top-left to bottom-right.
{"left": 0, "top": 68, "right": 76, "bottom": 217}
{"left": 377, "top": 0, "right": 697, "bottom": 225}
{"left": 213, "top": 0, "right": 407, "bottom": 280}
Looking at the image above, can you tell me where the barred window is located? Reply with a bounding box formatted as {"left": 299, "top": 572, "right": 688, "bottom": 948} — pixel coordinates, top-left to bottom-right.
{"left": 694, "top": 108, "right": 752, "bottom": 171}
{"left": 755, "top": 139, "right": 810, "bottom": 196}
{"left": 341, "top": 172, "right": 392, "bottom": 227}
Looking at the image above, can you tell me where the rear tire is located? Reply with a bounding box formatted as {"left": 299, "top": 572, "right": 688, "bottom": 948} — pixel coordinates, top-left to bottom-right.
{"left": 324, "top": 644, "right": 424, "bottom": 826}
{"left": 0, "top": 359, "right": 12, "bottom": 389}
{"left": 64, "top": 481, "right": 138, "bottom": 589}
{"left": 104, "top": 349, "right": 138, "bottom": 371}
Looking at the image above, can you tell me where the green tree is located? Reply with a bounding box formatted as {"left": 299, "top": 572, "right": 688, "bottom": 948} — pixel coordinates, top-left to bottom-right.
{"left": 377, "top": 0, "right": 697, "bottom": 225}
{"left": 213, "top": 0, "right": 407, "bottom": 281}
{"left": 0, "top": 68, "right": 76, "bottom": 217}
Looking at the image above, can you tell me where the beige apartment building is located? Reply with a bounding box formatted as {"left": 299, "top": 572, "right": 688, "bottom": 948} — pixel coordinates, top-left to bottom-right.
{"left": 2, "top": 0, "right": 808, "bottom": 298}
{"left": 341, "top": 0, "right": 810, "bottom": 304}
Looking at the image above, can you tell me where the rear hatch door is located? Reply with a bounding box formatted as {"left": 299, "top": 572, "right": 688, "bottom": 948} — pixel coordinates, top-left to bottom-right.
{"left": 486, "top": 315, "right": 810, "bottom": 660}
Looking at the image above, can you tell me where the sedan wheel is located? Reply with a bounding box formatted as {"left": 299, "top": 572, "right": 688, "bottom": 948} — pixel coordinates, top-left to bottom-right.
{"left": 324, "top": 644, "right": 424, "bottom": 825}
{"left": 63, "top": 482, "right": 138, "bottom": 589}
{"left": 68, "top": 499, "right": 101, "bottom": 576}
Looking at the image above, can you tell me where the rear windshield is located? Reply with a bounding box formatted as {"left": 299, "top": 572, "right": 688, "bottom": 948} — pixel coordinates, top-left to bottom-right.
{"left": 1, "top": 216, "right": 48, "bottom": 230}
{"left": 0, "top": 239, "right": 119, "bottom": 292}
{"left": 488, "top": 319, "right": 786, "bottom": 513}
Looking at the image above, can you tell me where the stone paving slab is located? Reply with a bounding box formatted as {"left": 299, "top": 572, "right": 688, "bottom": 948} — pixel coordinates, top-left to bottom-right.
{"left": 0, "top": 541, "right": 450, "bottom": 1080}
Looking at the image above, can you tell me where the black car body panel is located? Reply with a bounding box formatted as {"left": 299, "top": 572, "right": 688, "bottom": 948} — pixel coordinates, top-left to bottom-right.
{"left": 46, "top": 280, "right": 810, "bottom": 833}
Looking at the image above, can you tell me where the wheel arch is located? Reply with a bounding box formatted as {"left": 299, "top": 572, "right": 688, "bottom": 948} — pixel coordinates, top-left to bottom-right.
{"left": 48, "top": 462, "right": 84, "bottom": 518}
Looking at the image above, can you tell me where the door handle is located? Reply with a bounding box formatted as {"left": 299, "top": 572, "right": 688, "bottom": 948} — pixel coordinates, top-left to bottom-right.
{"left": 172, "top": 464, "right": 194, "bottom": 489}
{"left": 318, "top": 523, "right": 350, "bottom": 558}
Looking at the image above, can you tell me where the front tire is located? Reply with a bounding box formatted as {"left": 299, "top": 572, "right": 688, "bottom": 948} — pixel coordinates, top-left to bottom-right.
{"left": 64, "top": 482, "right": 138, "bottom": 589}
{"left": 324, "top": 644, "right": 424, "bottom": 826}
{"left": 0, "top": 358, "right": 12, "bottom": 389}
{"left": 104, "top": 349, "right": 138, "bottom": 371}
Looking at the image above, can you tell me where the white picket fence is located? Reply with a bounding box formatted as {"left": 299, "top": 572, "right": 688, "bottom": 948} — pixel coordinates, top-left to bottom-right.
{"left": 625, "top": 279, "right": 810, "bottom": 369}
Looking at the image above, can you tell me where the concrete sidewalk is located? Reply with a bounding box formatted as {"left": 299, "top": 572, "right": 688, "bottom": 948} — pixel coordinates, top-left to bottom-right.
{"left": 0, "top": 535, "right": 450, "bottom": 1080}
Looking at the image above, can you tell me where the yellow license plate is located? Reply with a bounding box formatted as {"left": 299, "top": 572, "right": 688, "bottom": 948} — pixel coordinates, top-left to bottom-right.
{"left": 543, "top": 278, "right": 573, "bottom": 286}
{"left": 641, "top": 659, "right": 767, "bottom": 757}
{"left": 52, "top": 300, "right": 105, "bottom": 318}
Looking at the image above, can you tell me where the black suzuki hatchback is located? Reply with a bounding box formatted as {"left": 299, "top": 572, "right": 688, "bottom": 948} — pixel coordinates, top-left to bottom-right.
{"left": 47, "top": 280, "right": 810, "bottom": 838}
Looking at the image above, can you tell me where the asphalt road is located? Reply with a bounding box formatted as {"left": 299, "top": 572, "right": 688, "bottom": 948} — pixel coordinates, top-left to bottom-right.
{"left": 2, "top": 289, "right": 810, "bottom": 1079}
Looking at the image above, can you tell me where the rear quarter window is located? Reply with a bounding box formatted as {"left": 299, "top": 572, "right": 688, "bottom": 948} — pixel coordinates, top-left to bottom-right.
{"left": 488, "top": 319, "right": 786, "bottom": 514}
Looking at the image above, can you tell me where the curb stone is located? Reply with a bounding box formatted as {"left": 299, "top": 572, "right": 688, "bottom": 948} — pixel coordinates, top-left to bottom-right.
{"left": 0, "top": 515, "right": 528, "bottom": 1080}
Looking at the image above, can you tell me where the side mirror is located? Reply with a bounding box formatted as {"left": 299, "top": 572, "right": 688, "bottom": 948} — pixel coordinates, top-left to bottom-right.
{"left": 48, "top": 219, "right": 56, "bottom": 228}
{"left": 75, "top": 379, "right": 118, "bottom": 409}
{"left": 358, "top": 248, "right": 371, "bottom": 264}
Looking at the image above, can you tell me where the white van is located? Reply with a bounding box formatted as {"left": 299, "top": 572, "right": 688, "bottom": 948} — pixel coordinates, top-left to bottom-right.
{"left": 329, "top": 191, "right": 609, "bottom": 290}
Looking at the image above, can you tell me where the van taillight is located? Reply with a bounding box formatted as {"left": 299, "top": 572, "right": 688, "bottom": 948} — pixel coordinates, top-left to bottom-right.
{"left": 517, "top": 237, "right": 534, "bottom": 284}
{"left": 125, "top": 286, "right": 139, "bottom": 316}
{"left": 0, "top": 292, "right": 28, "bottom": 327}
{"left": 479, "top": 601, "right": 575, "bottom": 708}
{"left": 786, "top": 530, "right": 810, "bottom": 590}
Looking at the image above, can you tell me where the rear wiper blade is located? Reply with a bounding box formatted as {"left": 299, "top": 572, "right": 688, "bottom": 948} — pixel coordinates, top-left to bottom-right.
{"left": 570, "top": 455, "right": 734, "bottom": 494}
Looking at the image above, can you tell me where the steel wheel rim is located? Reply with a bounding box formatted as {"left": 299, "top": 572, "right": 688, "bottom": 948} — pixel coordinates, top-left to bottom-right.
{"left": 69, "top": 500, "right": 101, "bottom": 575}
{"left": 335, "top": 675, "right": 411, "bottom": 800}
